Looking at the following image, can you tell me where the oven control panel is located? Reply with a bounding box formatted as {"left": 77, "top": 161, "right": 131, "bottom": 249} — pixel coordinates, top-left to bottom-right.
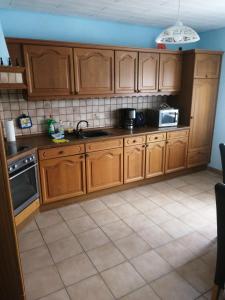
{"left": 8, "top": 154, "right": 37, "bottom": 175}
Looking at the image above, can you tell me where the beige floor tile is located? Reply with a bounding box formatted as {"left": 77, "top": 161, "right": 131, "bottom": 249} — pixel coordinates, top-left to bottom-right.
{"left": 67, "top": 275, "right": 114, "bottom": 300}
{"left": 18, "top": 230, "right": 44, "bottom": 252}
{"left": 90, "top": 208, "right": 119, "bottom": 226}
{"left": 48, "top": 235, "right": 83, "bottom": 263}
{"left": 178, "top": 184, "right": 204, "bottom": 196}
{"left": 138, "top": 224, "right": 173, "bottom": 248}
{"left": 81, "top": 198, "right": 107, "bottom": 214}
{"left": 18, "top": 219, "right": 38, "bottom": 234}
{"left": 66, "top": 215, "right": 97, "bottom": 235}
{"left": 177, "top": 196, "right": 207, "bottom": 210}
{"left": 41, "top": 222, "right": 71, "bottom": 244}
{"left": 35, "top": 210, "right": 63, "bottom": 229}
{"left": 123, "top": 214, "right": 154, "bottom": 232}
{"left": 102, "top": 193, "right": 127, "bottom": 208}
{"left": 57, "top": 253, "right": 97, "bottom": 286}
{"left": 159, "top": 218, "right": 193, "bottom": 239}
{"left": 201, "top": 248, "right": 217, "bottom": 272}
{"left": 161, "top": 188, "right": 188, "bottom": 201}
{"left": 156, "top": 240, "right": 196, "bottom": 268}
{"left": 177, "top": 258, "right": 213, "bottom": 293}
{"left": 101, "top": 261, "right": 145, "bottom": 298}
{"left": 119, "top": 189, "right": 145, "bottom": 202}
{"left": 179, "top": 212, "right": 210, "bottom": 230}
{"left": 197, "top": 223, "right": 217, "bottom": 240}
{"left": 87, "top": 242, "right": 125, "bottom": 272}
{"left": 145, "top": 207, "right": 173, "bottom": 225}
{"left": 77, "top": 227, "right": 109, "bottom": 251}
{"left": 149, "top": 194, "right": 176, "bottom": 207}
{"left": 24, "top": 265, "right": 63, "bottom": 300}
{"left": 120, "top": 285, "right": 160, "bottom": 300}
{"left": 115, "top": 234, "right": 150, "bottom": 259}
{"left": 194, "top": 191, "right": 215, "bottom": 203}
{"left": 130, "top": 250, "right": 172, "bottom": 282}
{"left": 135, "top": 185, "right": 161, "bottom": 198}
{"left": 130, "top": 198, "right": 158, "bottom": 213}
{"left": 20, "top": 245, "right": 53, "bottom": 274}
{"left": 58, "top": 203, "right": 87, "bottom": 221}
{"left": 163, "top": 202, "right": 191, "bottom": 217}
{"left": 151, "top": 271, "right": 199, "bottom": 300}
{"left": 151, "top": 181, "right": 174, "bottom": 193}
{"left": 39, "top": 289, "right": 70, "bottom": 300}
{"left": 111, "top": 203, "right": 139, "bottom": 219}
{"left": 101, "top": 220, "right": 133, "bottom": 241}
{"left": 164, "top": 177, "right": 187, "bottom": 189}
{"left": 178, "top": 232, "right": 212, "bottom": 256}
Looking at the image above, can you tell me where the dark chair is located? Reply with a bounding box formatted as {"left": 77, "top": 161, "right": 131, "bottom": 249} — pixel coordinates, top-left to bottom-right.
{"left": 219, "top": 143, "right": 225, "bottom": 184}
{"left": 212, "top": 183, "right": 225, "bottom": 300}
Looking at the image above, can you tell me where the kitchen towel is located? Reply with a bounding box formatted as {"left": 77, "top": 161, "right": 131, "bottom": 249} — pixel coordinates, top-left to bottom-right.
{"left": 5, "top": 120, "right": 16, "bottom": 142}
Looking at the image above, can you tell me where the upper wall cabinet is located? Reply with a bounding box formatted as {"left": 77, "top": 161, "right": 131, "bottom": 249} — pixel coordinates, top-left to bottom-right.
{"left": 159, "top": 53, "right": 182, "bottom": 92}
{"left": 24, "top": 45, "right": 74, "bottom": 97}
{"left": 115, "top": 51, "right": 138, "bottom": 93}
{"left": 74, "top": 48, "right": 114, "bottom": 95}
{"left": 194, "top": 54, "right": 221, "bottom": 78}
{"left": 138, "top": 52, "right": 159, "bottom": 93}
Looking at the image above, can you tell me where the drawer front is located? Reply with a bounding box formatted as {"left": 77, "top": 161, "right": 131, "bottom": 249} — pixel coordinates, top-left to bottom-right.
{"left": 147, "top": 133, "right": 166, "bottom": 143}
{"left": 187, "top": 149, "right": 210, "bottom": 167}
{"left": 124, "top": 135, "right": 146, "bottom": 146}
{"left": 167, "top": 130, "right": 189, "bottom": 140}
{"left": 86, "top": 138, "right": 123, "bottom": 152}
{"left": 39, "top": 144, "right": 85, "bottom": 160}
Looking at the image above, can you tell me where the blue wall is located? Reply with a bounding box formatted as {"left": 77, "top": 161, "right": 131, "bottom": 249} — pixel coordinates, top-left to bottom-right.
{"left": 198, "top": 28, "right": 225, "bottom": 170}
{"left": 0, "top": 21, "right": 9, "bottom": 64}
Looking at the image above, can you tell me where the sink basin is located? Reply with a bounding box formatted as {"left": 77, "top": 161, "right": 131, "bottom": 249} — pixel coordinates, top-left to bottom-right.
{"left": 78, "top": 130, "right": 111, "bottom": 139}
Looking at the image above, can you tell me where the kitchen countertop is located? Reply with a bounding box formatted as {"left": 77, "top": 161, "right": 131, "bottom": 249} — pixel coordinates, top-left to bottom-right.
{"left": 6, "top": 125, "right": 190, "bottom": 161}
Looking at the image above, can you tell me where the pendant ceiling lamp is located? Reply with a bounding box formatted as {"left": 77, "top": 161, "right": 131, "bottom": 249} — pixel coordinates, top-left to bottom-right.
{"left": 156, "top": 0, "right": 200, "bottom": 44}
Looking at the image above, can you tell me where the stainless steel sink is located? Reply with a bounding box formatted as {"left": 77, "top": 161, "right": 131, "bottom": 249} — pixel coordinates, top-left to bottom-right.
{"left": 78, "top": 130, "right": 111, "bottom": 139}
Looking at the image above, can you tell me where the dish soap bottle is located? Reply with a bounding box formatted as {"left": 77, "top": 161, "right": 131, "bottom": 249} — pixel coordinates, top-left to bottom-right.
{"left": 58, "top": 120, "right": 64, "bottom": 136}
{"left": 47, "top": 115, "right": 56, "bottom": 136}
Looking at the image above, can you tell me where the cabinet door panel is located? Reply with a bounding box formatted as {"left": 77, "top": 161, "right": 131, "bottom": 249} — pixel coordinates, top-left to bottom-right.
{"left": 124, "top": 145, "right": 145, "bottom": 183}
{"left": 138, "top": 52, "right": 159, "bottom": 92}
{"left": 189, "top": 79, "right": 218, "bottom": 151}
{"left": 165, "top": 138, "right": 188, "bottom": 173}
{"left": 159, "top": 53, "right": 182, "bottom": 91}
{"left": 86, "top": 148, "right": 123, "bottom": 192}
{"left": 74, "top": 48, "right": 114, "bottom": 94}
{"left": 24, "top": 45, "right": 74, "bottom": 97}
{"left": 146, "top": 141, "right": 165, "bottom": 178}
{"left": 40, "top": 155, "right": 86, "bottom": 203}
{"left": 194, "top": 54, "right": 221, "bottom": 78}
{"left": 115, "top": 51, "right": 138, "bottom": 93}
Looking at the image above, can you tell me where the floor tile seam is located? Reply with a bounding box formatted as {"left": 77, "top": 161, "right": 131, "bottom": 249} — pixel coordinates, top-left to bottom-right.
{"left": 36, "top": 287, "right": 72, "bottom": 300}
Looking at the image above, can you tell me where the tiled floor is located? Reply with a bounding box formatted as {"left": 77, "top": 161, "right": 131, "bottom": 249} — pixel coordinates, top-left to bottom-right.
{"left": 17, "top": 170, "right": 221, "bottom": 300}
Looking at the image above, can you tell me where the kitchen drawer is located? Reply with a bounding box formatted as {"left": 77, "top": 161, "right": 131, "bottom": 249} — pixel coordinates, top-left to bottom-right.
{"left": 39, "top": 144, "right": 85, "bottom": 160}
{"left": 147, "top": 133, "right": 166, "bottom": 143}
{"left": 187, "top": 149, "right": 210, "bottom": 167}
{"left": 167, "top": 130, "right": 189, "bottom": 140}
{"left": 124, "top": 135, "right": 146, "bottom": 146}
{"left": 86, "top": 138, "right": 123, "bottom": 152}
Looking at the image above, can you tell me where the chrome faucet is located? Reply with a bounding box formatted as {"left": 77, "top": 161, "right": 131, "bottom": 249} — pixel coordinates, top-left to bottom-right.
{"left": 76, "top": 120, "right": 89, "bottom": 133}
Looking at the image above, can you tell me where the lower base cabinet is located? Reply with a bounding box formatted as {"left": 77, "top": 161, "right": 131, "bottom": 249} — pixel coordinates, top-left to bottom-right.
{"left": 165, "top": 138, "right": 188, "bottom": 173}
{"left": 146, "top": 141, "right": 166, "bottom": 178}
{"left": 39, "top": 154, "right": 86, "bottom": 203}
{"left": 86, "top": 148, "right": 123, "bottom": 192}
{"left": 124, "top": 145, "right": 145, "bottom": 183}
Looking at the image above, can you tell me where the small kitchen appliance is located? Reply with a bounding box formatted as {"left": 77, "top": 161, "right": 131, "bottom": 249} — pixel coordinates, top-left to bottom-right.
{"left": 119, "top": 108, "right": 136, "bottom": 130}
{"left": 148, "top": 104, "right": 179, "bottom": 127}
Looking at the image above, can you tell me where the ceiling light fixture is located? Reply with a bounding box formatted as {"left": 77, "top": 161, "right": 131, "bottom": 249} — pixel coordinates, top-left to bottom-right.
{"left": 155, "top": 0, "right": 200, "bottom": 44}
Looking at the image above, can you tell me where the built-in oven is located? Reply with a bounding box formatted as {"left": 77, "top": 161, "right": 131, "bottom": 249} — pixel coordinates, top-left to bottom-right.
{"left": 8, "top": 153, "right": 39, "bottom": 216}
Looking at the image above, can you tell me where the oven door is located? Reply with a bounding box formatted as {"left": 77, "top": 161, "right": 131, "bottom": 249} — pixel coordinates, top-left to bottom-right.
{"left": 159, "top": 110, "right": 179, "bottom": 127}
{"left": 9, "top": 163, "right": 39, "bottom": 216}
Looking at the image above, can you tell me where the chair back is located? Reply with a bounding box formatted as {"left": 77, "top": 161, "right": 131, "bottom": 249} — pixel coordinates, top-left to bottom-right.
{"left": 219, "top": 143, "right": 225, "bottom": 183}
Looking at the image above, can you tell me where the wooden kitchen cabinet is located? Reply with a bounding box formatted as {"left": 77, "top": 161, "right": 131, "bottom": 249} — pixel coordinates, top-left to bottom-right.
{"left": 115, "top": 51, "right": 138, "bottom": 93}
{"left": 165, "top": 137, "right": 188, "bottom": 173}
{"left": 24, "top": 45, "right": 74, "bottom": 97}
{"left": 74, "top": 48, "right": 114, "bottom": 94}
{"left": 39, "top": 154, "right": 86, "bottom": 203}
{"left": 146, "top": 141, "right": 166, "bottom": 178}
{"left": 86, "top": 148, "right": 123, "bottom": 192}
{"left": 159, "top": 53, "right": 182, "bottom": 91}
{"left": 194, "top": 54, "right": 221, "bottom": 78}
{"left": 124, "top": 144, "right": 145, "bottom": 183}
{"left": 138, "top": 52, "right": 159, "bottom": 92}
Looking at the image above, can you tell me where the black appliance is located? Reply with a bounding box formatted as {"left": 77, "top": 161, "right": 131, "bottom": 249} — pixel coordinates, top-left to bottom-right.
{"left": 148, "top": 106, "right": 179, "bottom": 128}
{"left": 135, "top": 112, "right": 145, "bottom": 127}
{"left": 8, "top": 153, "right": 39, "bottom": 216}
{"left": 119, "top": 108, "right": 136, "bottom": 129}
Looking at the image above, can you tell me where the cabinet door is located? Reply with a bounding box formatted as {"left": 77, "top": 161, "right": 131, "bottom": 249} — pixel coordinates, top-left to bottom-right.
{"left": 86, "top": 148, "right": 123, "bottom": 192}
{"left": 138, "top": 52, "right": 159, "bottom": 92}
{"left": 165, "top": 138, "right": 188, "bottom": 173}
{"left": 194, "top": 54, "right": 221, "bottom": 78}
{"left": 124, "top": 145, "right": 145, "bottom": 183}
{"left": 189, "top": 79, "right": 218, "bottom": 152}
{"left": 24, "top": 45, "right": 74, "bottom": 97}
{"left": 74, "top": 48, "right": 114, "bottom": 94}
{"left": 115, "top": 51, "right": 138, "bottom": 93}
{"left": 39, "top": 155, "right": 86, "bottom": 203}
{"left": 159, "top": 53, "right": 182, "bottom": 91}
{"left": 146, "top": 141, "right": 166, "bottom": 178}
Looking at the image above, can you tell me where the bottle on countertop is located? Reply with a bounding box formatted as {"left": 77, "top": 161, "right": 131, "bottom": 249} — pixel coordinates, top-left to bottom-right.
{"left": 58, "top": 120, "right": 64, "bottom": 135}
{"left": 8, "top": 57, "right": 12, "bottom": 66}
{"left": 47, "top": 115, "right": 56, "bottom": 136}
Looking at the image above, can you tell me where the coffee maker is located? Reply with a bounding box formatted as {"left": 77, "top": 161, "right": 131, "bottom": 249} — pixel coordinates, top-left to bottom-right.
{"left": 118, "top": 108, "right": 136, "bottom": 130}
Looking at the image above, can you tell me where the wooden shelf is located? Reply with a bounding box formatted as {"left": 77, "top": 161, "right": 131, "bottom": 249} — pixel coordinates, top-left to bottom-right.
{"left": 0, "top": 83, "right": 27, "bottom": 90}
{"left": 0, "top": 66, "right": 25, "bottom": 73}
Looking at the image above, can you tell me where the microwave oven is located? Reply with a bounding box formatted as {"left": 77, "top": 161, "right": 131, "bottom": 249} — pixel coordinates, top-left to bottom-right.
{"left": 148, "top": 108, "right": 179, "bottom": 127}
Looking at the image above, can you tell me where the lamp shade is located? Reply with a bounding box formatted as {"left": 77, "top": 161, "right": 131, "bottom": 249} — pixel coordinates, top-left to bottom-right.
{"left": 156, "top": 21, "right": 200, "bottom": 44}
{"left": 0, "top": 21, "right": 9, "bottom": 65}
